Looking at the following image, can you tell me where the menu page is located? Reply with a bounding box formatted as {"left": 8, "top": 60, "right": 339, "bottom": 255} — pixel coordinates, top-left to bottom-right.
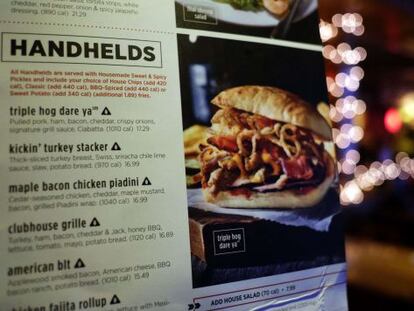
{"left": 1, "top": 1, "right": 348, "bottom": 310}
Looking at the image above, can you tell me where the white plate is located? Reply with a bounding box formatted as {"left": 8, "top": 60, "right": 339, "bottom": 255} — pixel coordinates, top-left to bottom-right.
{"left": 177, "top": 0, "right": 318, "bottom": 27}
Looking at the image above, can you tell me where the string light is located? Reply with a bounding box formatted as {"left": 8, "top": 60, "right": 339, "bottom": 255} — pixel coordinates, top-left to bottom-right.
{"left": 320, "top": 13, "right": 368, "bottom": 205}
{"left": 320, "top": 20, "right": 338, "bottom": 42}
{"left": 340, "top": 154, "right": 414, "bottom": 205}
{"left": 329, "top": 13, "right": 365, "bottom": 36}
{"left": 399, "top": 92, "right": 414, "bottom": 125}
{"left": 321, "top": 44, "right": 366, "bottom": 65}
{"left": 384, "top": 108, "right": 403, "bottom": 134}
{"left": 341, "top": 180, "right": 364, "bottom": 205}
{"left": 322, "top": 12, "right": 412, "bottom": 206}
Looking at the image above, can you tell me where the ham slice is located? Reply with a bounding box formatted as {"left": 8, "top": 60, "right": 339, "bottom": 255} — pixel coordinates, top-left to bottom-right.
{"left": 281, "top": 156, "right": 314, "bottom": 180}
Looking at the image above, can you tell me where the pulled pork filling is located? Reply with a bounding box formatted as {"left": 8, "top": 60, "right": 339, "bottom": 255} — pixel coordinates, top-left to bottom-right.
{"left": 199, "top": 107, "right": 326, "bottom": 195}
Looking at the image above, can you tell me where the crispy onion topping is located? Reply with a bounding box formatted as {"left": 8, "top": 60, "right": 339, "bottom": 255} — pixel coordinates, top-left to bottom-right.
{"left": 201, "top": 108, "right": 327, "bottom": 194}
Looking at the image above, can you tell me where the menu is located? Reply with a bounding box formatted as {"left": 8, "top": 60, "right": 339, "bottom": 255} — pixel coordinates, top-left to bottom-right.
{"left": 1, "top": 1, "right": 348, "bottom": 310}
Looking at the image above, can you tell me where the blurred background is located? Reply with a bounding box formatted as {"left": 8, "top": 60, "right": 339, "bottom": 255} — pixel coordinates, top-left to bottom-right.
{"left": 318, "top": 0, "right": 414, "bottom": 309}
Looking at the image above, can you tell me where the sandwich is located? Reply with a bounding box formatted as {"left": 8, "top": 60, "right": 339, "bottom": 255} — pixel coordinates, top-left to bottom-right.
{"left": 198, "top": 86, "right": 335, "bottom": 208}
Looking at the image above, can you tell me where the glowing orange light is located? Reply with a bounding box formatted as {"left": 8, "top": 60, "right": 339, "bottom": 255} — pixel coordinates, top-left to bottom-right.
{"left": 384, "top": 108, "right": 402, "bottom": 134}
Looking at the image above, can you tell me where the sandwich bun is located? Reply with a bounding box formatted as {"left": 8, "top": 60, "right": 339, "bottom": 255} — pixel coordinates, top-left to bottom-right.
{"left": 212, "top": 85, "right": 332, "bottom": 140}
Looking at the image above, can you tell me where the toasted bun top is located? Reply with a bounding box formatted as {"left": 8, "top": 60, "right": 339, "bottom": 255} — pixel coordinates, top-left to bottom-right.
{"left": 211, "top": 86, "right": 332, "bottom": 140}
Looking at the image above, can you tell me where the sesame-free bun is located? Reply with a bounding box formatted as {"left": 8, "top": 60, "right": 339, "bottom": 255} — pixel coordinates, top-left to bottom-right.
{"left": 211, "top": 86, "right": 332, "bottom": 140}
{"left": 202, "top": 152, "right": 336, "bottom": 209}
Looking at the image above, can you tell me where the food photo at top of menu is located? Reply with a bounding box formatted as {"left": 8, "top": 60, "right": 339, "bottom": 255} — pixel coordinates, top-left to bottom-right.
{"left": 175, "top": 0, "right": 322, "bottom": 44}
{"left": 177, "top": 34, "right": 345, "bottom": 288}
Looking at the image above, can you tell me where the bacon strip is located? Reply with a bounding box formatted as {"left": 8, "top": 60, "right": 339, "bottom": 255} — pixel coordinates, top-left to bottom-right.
{"left": 208, "top": 136, "right": 238, "bottom": 152}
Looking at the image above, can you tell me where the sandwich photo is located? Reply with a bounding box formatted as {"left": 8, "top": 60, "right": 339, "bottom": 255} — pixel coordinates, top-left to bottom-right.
{"left": 198, "top": 85, "right": 335, "bottom": 209}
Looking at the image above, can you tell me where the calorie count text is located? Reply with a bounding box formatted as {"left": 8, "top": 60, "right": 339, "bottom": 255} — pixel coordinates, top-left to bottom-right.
{"left": 8, "top": 194, "right": 150, "bottom": 213}
{"left": 99, "top": 196, "right": 148, "bottom": 206}
{"left": 10, "top": 124, "right": 153, "bottom": 135}
{"left": 11, "top": 159, "right": 155, "bottom": 174}
{"left": 10, "top": 119, "right": 154, "bottom": 134}
{"left": 11, "top": 74, "right": 167, "bottom": 98}
{"left": 8, "top": 223, "right": 175, "bottom": 256}
{"left": 106, "top": 125, "right": 151, "bottom": 132}
{"left": 210, "top": 284, "right": 297, "bottom": 307}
